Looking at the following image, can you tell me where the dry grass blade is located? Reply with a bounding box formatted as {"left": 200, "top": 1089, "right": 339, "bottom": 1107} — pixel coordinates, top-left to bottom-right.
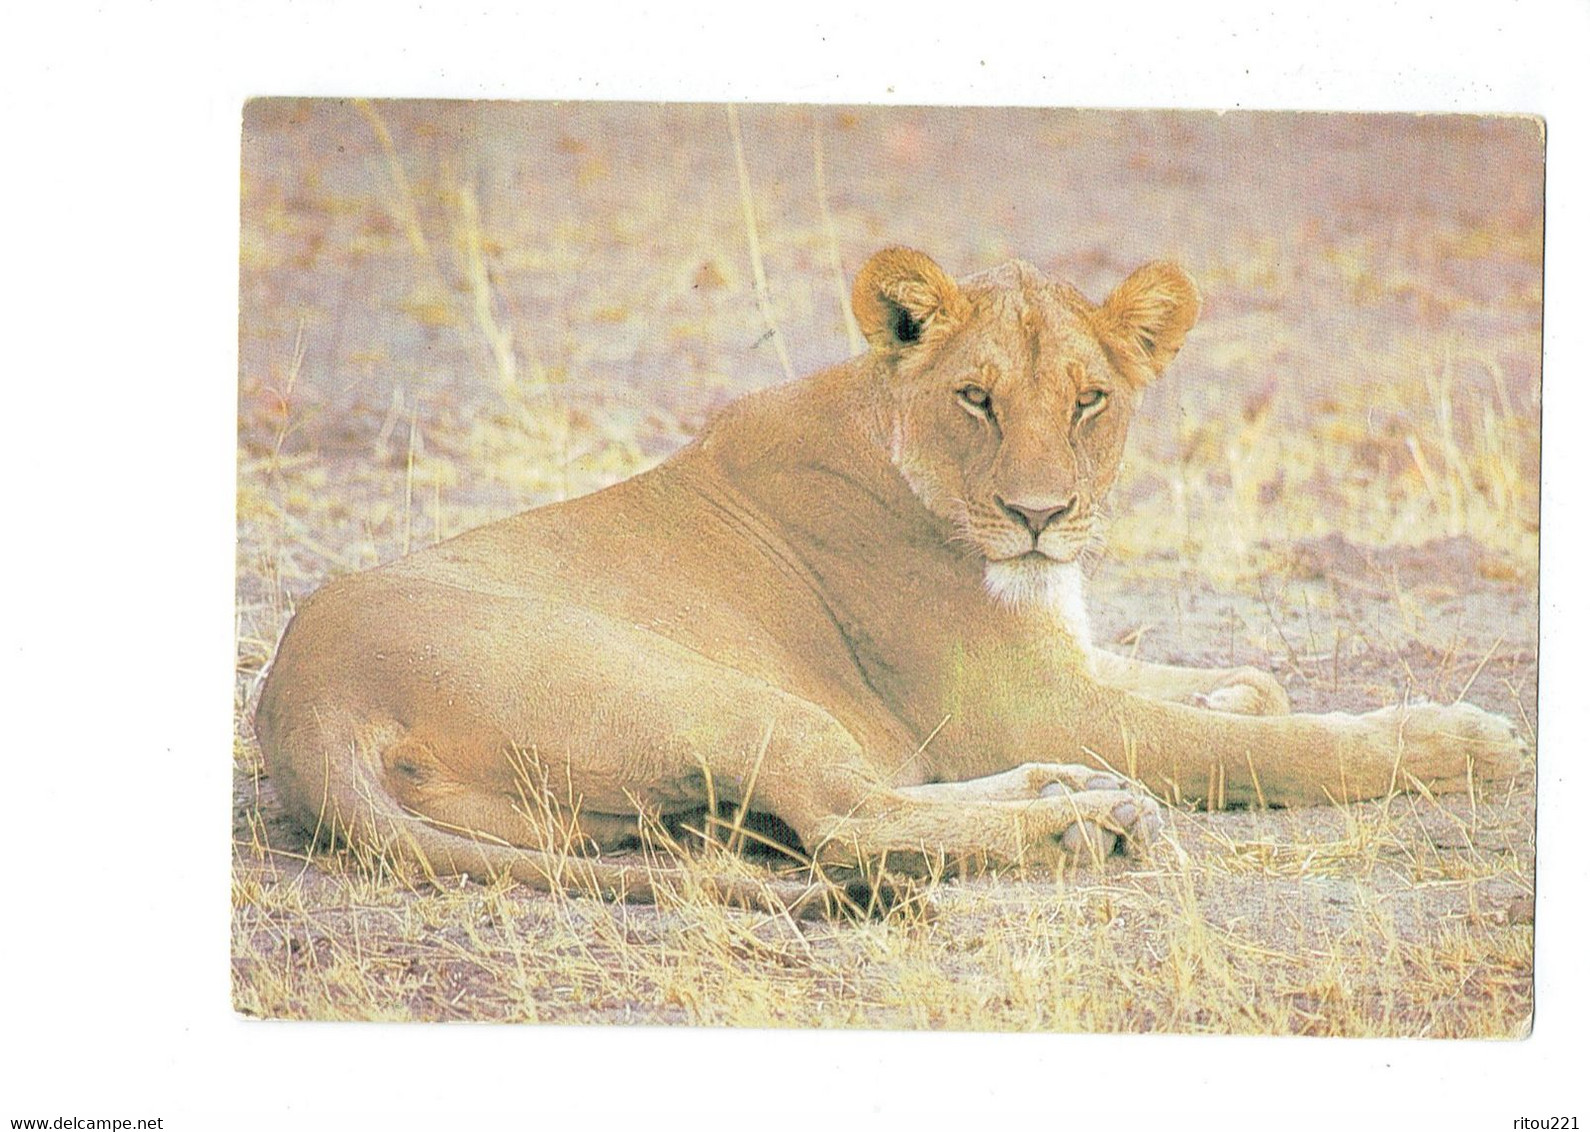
{"left": 727, "top": 104, "right": 795, "bottom": 382}
{"left": 456, "top": 181, "right": 519, "bottom": 392}
{"left": 813, "top": 117, "right": 864, "bottom": 355}
{"left": 353, "top": 99, "right": 432, "bottom": 261}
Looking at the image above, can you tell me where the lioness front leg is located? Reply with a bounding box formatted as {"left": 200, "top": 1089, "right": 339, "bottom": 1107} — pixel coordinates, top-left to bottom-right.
{"left": 1053, "top": 683, "right": 1524, "bottom": 809}
{"left": 1089, "top": 648, "right": 1290, "bottom": 716}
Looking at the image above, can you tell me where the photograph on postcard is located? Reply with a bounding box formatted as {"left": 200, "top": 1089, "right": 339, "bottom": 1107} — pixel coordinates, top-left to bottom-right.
{"left": 234, "top": 101, "right": 1540, "bottom": 1032}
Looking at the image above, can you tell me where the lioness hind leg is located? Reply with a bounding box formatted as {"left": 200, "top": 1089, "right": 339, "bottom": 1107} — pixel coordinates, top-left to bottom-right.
{"left": 897, "top": 762, "right": 1135, "bottom": 803}
{"left": 897, "top": 764, "right": 1168, "bottom": 860}
{"left": 382, "top": 743, "right": 646, "bottom": 856}
{"left": 806, "top": 783, "right": 1164, "bottom": 876}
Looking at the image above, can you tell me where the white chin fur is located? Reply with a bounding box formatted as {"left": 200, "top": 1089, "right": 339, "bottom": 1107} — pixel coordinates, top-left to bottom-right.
{"left": 983, "top": 558, "right": 1092, "bottom": 647}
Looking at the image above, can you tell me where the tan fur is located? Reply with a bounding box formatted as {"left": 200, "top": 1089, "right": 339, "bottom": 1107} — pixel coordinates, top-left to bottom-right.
{"left": 255, "top": 247, "right": 1524, "bottom": 916}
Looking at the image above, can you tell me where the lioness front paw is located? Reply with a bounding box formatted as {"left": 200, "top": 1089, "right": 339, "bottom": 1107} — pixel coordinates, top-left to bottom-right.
{"left": 1036, "top": 782, "right": 1164, "bottom": 864}
{"left": 1191, "top": 667, "right": 1291, "bottom": 716}
{"left": 1363, "top": 701, "right": 1526, "bottom": 794}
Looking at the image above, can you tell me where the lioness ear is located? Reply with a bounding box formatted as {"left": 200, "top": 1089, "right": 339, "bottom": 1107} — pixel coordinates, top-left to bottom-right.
{"left": 852, "top": 247, "right": 966, "bottom": 351}
{"left": 1095, "top": 262, "right": 1201, "bottom": 384}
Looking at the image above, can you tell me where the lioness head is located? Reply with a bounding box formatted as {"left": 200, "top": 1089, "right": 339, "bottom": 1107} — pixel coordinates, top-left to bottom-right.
{"left": 852, "top": 247, "right": 1200, "bottom": 606}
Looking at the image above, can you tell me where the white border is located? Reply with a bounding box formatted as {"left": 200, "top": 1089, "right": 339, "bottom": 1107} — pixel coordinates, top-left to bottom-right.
{"left": 4, "top": 1, "right": 1583, "bottom": 1126}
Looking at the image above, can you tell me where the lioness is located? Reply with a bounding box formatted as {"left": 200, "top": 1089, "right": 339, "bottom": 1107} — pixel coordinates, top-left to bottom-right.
{"left": 255, "top": 247, "right": 1524, "bottom": 916}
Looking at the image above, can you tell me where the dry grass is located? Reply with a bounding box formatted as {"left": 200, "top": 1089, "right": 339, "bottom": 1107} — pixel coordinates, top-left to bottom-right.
{"left": 230, "top": 785, "right": 1533, "bottom": 1033}
{"left": 235, "top": 102, "right": 1539, "bottom": 1033}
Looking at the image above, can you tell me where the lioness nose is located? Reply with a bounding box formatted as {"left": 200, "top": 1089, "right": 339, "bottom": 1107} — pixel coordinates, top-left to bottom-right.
{"left": 996, "top": 494, "right": 1078, "bottom": 535}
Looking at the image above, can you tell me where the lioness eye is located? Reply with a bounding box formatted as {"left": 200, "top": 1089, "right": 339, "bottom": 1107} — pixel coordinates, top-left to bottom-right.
{"left": 958, "top": 385, "right": 992, "bottom": 415}
{"left": 1075, "top": 389, "right": 1107, "bottom": 416}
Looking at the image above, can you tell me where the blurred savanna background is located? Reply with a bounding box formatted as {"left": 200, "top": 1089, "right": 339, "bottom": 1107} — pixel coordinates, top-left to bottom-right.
{"left": 235, "top": 101, "right": 1541, "bottom": 1032}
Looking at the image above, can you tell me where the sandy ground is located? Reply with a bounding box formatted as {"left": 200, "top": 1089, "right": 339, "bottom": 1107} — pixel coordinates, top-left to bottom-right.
{"left": 234, "top": 101, "right": 1540, "bottom": 1031}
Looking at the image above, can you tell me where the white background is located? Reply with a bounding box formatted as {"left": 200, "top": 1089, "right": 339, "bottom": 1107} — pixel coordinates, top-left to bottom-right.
{"left": 1, "top": 1, "right": 1584, "bottom": 1127}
